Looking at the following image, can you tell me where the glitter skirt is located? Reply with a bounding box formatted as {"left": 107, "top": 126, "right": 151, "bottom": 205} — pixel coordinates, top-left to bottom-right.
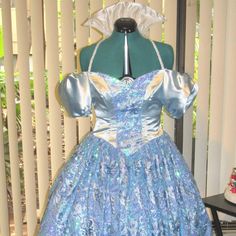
{"left": 37, "top": 131, "right": 213, "bottom": 236}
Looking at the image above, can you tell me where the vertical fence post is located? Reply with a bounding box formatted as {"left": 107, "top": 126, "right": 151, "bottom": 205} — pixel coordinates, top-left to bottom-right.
{"left": 175, "top": 0, "right": 187, "bottom": 153}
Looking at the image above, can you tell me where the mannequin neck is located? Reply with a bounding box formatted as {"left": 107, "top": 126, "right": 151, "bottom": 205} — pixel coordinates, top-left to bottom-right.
{"left": 107, "top": 29, "right": 146, "bottom": 43}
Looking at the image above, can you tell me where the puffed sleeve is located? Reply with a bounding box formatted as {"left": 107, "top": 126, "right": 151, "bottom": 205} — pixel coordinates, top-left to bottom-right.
{"left": 58, "top": 72, "right": 92, "bottom": 117}
{"left": 158, "top": 70, "right": 198, "bottom": 119}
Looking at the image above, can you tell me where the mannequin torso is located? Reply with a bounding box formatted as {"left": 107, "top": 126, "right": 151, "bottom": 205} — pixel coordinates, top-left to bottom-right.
{"left": 79, "top": 28, "right": 174, "bottom": 79}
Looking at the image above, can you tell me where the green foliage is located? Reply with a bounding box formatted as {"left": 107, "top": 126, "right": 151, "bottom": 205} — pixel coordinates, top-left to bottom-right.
{"left": 1, "top": 71, "right": 38, "bottom": 200}
{"left": 192, "top": 34, "right": 200, "bottom": 138}
{"left": 0, "top": 26, "right": 4, "bottom": 58}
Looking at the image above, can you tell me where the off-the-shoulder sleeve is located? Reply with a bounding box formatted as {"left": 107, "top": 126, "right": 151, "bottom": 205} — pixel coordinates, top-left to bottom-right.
{"left": 157, "top": 70, "right": 198, "bottom": 119}
{"left": 58, "top": 72, "right": 92, "bottom": 117}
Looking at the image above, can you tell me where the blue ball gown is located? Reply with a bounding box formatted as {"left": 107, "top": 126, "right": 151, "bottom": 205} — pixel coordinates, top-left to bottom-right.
{"left": 37, "top": 38, "right": 213, "bottom": 236}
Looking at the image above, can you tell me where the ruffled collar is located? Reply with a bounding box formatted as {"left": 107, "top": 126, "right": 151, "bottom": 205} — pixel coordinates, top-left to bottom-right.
{"left": 82, "top": 1, "right": 165, "bottom": 37}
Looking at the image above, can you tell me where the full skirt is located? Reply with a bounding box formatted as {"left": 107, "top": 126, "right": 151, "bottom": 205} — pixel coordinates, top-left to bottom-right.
{"left": 37, "top": 131, "right": 213, "bottom": 236}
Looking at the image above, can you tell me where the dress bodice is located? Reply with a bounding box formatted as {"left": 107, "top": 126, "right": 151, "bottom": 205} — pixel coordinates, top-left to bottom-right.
{"left": 58, "top": 38, "right": 198, "bottom": 156}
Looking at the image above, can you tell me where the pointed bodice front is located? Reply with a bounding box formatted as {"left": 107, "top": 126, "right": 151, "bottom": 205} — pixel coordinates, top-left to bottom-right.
{"left": 58, "top": 38, "right": 198, "bottom": 156}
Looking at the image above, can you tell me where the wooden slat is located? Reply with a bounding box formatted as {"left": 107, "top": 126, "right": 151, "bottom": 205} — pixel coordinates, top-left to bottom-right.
{"left": 217, "top": 0, "right": 236, "bottom": 222}
{"left": 75, "top": 0, "right": 93, "bottom": 143}
{"left": 162, "top": 0, "right": 177, "bottom": 140}
{"left": 182, "top": 0, "right": 197, "bottom": 171}
{"left": 220, "top": 0, "right": 236, "bottom": 192}
{"left": 0, "top": 100, "right": 9, "bottom": 236}
{"left": 15, "top": 0, "right": 37, "bottom": 234}
{"left": 1, "top": 1, "right": 22, "bottom": 235}
{"left": 75, "top": 0, "right": 90, "bottom": 52}
{"left": 44, "top": 1, "right": 63, "bottom": 180}
{"left": 30, "top": 0, "right": 49, "bottom": 215}
{"left": 11, "top": 9, "right": 18, "bottom": 55}
{"left": 61, "top": 0, "right": 77, "bottom": 157}
{"left": 149, "top": 0, "right": 163, "bottom": 41}
{"left": 207, "top": 0, "right": 227, "bottom": 197}
{"left": 89, "top": 0, "right": 103, "bottom": 43}
{"left": 194, "top": 0, "right": 212, "bottom": 196}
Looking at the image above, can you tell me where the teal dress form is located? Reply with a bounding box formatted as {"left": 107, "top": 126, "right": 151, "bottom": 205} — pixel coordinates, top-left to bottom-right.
{"left": 80, "top": 29, "right": 174, "bottom": 77}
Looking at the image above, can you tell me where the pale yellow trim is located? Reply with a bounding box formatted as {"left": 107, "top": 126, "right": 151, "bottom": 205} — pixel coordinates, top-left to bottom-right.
{"left": 182, "top": 83, "right": 191, "bottom": 97}
{"left": 144, "top": 71, "right": 164, "bottom": 99}
{"left": 89, "top": 74, "right": 110, "bottom": 93}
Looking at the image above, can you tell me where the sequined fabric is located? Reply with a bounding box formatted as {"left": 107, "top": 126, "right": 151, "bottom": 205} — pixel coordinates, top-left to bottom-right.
{"left": 37, "top": 38, "right": 213, "bottom": 235}
{"left": 38, "top": 132, "right": 212, "bottom": 235}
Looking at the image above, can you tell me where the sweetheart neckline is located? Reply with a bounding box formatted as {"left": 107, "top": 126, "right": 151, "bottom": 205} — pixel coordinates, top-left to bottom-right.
{"left": 81, "top": 68, "right": 168, "bottom": 86}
